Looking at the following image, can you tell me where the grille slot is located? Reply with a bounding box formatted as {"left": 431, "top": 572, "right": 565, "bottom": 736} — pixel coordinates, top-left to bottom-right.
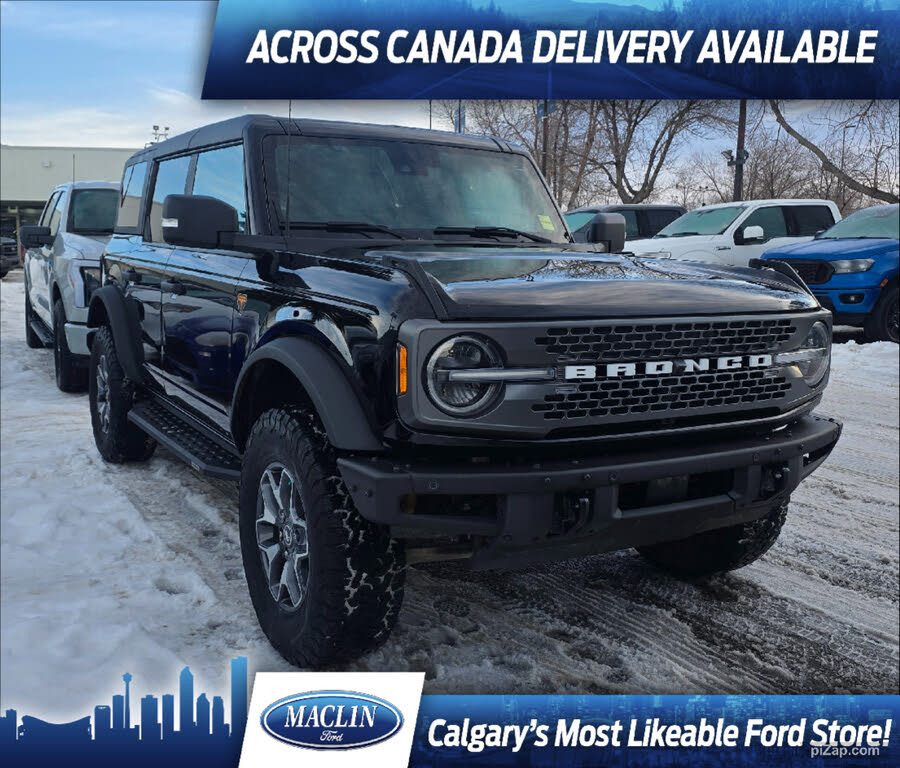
{"left": 534, "top": 318, "right": 797, "bottom": 362}
{"left": 533, "top": 369, "right": 791, "bottom": 421}
{"left": 767, "top": 259, "right": 833, "bottom": 285}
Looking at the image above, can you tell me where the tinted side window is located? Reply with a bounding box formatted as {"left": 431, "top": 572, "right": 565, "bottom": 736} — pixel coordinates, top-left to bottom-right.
{"left": 191, "top": 145, "right": 248, "bottom": 233}
{"left": 149, "top": 155, "right": 192, "bottom": 242}
{"left": 117, "top": 162, "right": 148, "bottom": 229}
{"left": 40, "top": 192, "right": 60, "bottom": 227}
{"left": 741, "top": 206, "right": 787, "bottom": 240}
{"left": 645, "top": 209, "right": 681, "bottom": 235}
{"left": 615, "top": 209, "right": 640, "bottom": 239}
{"left": 48, "top": 191, "right": 67, "bottom": 237}
{"left": 790, "top": 205, "right": 836, "bottom": 236}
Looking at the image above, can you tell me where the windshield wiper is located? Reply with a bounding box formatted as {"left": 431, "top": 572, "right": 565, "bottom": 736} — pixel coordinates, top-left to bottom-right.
{"left": 286, "top": 221, "right": 407, "bottom": 239}
{"left": 433, "top": 225, "right": 553, "bottom": 244}
{"left": 668, "top": 231, "right": 702, "bottom": 237}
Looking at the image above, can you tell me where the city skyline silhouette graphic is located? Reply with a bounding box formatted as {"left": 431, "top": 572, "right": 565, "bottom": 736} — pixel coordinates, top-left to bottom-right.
{"left": 1, "top": 657, "right": 248, "bottom": 767}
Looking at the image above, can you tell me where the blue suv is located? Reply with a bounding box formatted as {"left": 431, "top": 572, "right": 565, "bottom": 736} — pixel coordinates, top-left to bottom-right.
{"left": 763, "top": 204, "right": 899, "bottom": 342}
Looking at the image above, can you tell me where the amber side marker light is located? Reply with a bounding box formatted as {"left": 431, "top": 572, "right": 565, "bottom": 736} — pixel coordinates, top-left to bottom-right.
{"left": 398, "top": 344, "right": 408, "bottom": 394}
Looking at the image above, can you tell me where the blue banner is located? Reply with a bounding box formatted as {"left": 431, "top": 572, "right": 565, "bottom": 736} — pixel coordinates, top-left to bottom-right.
{"left": 2, "top": 658, "right": 898, "bottom": 766}
{"left": 202, "top": 0, "right": 900, "bottom": 100}
{"left": 412, "top": 694, "right": 899, "bottom": 766}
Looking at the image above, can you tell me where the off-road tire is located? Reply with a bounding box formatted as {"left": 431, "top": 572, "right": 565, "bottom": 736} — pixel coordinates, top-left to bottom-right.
{"left": 864, "top": 283, "right": 899, "bottom": 343}
{"left": 636, "top": 499, "right": 788, "bottom": 578}
{"left": 24, "top": 290, "right": 42, "bottom": 349}
{"left": 53, "top": 299, "right": 88, "bottom": 392}
{"left": 88, "top": 325, "right": 156, "bottom": 463}
{"left": 239, "top": 406, "right": 405, "bottom": 668}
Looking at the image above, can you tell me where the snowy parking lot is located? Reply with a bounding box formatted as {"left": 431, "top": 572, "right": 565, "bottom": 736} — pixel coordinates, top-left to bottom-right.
{"left": 1, "top": 271, "right": 897, "bottom": 721}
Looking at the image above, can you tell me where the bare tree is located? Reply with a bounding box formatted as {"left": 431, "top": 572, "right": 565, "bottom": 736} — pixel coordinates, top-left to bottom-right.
{"left": 590, "top": 100, "right": 730, "bottom": 203}
{"left": 769, "top": 100, "right": 899, "bottom": 204}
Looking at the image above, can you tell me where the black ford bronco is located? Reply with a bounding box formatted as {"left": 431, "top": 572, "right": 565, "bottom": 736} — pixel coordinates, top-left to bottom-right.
{"left": 87, "top": 116, "right": 841, "bottom": 667}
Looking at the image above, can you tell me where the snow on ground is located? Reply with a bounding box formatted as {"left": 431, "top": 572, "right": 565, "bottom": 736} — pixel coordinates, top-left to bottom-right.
{"left": 1, "top": 271, "right": 897, "bottom": 721}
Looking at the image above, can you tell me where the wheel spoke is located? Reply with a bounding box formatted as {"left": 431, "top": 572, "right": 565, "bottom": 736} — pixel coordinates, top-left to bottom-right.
{"left": 276, "top": 470, "right": 292, "bottom": 512}
{"left": 294, "top": 521, "right": 308, "bottom": 558}
{"left": 280, "top": 555, "right": 303, "bottom": 607}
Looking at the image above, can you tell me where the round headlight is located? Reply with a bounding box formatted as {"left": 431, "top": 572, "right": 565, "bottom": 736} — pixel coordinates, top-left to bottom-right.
{"left": 425, "top": 335, "right": 502, "bottom": 416}
{"left": 776, "top": 320, "right": 830, "bottom": 387}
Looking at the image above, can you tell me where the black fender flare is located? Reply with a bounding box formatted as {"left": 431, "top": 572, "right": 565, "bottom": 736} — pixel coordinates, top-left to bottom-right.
{"left": 231, "top": 337, "right": 383, "bottom": 453}
{"left": 86, "top": 285, "right": 144, "bottom": 381}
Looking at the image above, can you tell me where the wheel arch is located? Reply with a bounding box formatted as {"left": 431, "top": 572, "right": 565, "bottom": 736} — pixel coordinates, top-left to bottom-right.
{"left": 86, "top": 285, "right": 144, "bottom": 381}
{"left": 231, "top": 337, "right": 384, "bottom": 454}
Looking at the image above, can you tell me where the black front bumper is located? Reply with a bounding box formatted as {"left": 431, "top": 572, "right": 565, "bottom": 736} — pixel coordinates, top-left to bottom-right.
{"left": 338, "top": 415, "right": 842, "bottom": 569}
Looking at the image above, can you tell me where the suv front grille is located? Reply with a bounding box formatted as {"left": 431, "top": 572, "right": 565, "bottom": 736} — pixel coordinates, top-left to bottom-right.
{"left": 534, "top": 318, "right": 797, "bottom": 362}
{"left": 533, "top": 368, "right": 791, "bottom": 421}
{"left": 767, "top": 259, "right": 833, "bottom": 285}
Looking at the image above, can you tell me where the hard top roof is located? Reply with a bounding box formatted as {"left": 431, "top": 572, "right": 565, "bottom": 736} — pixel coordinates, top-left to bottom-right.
{"left": 52, "top": 181, "right": 120, "bottom": 192}
{"left": 124, "top": 115, "right": 515, "bottom": 165}
{"left": 567, "top": 203, "right": 685, "bottom": 213}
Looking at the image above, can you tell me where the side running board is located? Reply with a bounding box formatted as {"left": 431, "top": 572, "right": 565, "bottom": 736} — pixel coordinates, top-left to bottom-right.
{"left": 128, "top": 399, "right": 241, "bottom": 481}
{"left": 29, "top": 316, "right": 54, "bottom": 347}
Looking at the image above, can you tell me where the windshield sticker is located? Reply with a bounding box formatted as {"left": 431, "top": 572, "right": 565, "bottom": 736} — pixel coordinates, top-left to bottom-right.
{"left": 538, "top": 215, "right": 555, "bottom": 231}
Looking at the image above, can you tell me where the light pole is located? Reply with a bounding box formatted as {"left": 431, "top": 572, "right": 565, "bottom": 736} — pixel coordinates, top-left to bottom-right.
{"left": 147, "top": 125, "right": 170, "bottom": 146}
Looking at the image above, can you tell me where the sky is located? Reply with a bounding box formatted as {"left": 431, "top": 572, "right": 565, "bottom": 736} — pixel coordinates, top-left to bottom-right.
{"left": 0, "top": 0, "right": 440, "bottom": 148}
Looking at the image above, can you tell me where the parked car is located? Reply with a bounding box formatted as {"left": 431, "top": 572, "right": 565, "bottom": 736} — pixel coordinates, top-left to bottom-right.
{"left": 626, "top": 199, "right": 841, "bottom": 266}
{"left": 20, "top": 181, "right": 119, "bottom": 391}
{"left": 0, "top": 236, "right": 19, "bottom": 278}
{"left": 565, "top": 204, "right": 685, "bottom": 242}
{"left": 86, "top": 116, "right": 840, "bottom": 668}
{"left": 763, "top": 204, "right": 899, "bottom": 342}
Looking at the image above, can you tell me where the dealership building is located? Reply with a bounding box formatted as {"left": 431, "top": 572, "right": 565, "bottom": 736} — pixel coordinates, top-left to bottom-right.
{"left": 0, "top": 145, "right": 137, "bottom": 239}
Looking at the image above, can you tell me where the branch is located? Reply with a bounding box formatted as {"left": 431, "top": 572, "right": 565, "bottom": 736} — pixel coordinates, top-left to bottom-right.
{"left": 768, "top": 100, "right": 899, "bottom": 204}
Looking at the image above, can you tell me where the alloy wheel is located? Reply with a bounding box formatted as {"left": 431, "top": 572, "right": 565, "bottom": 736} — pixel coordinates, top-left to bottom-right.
{"left": 95, "top": 354, "right": 111, "bottom": 433}
{"left": 256, "top": 463, "right": 309, "bottom": 611}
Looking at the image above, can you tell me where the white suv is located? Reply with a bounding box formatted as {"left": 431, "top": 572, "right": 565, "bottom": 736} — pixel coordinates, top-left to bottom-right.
{"left": 625, "top": 199, "right": 842, "bottom": 267}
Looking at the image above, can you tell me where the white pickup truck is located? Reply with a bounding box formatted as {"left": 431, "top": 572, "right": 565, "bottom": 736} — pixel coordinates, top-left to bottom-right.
{"left": 625, "top": 199, "right": 842, "bottom": 267}
{"left": 20, "top": 181, "right": 119, "bottom": 391}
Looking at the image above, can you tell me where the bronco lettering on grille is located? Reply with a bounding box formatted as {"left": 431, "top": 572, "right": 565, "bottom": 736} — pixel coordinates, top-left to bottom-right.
{"left": 564, "top": 354, "right": 773, "bottom": 380}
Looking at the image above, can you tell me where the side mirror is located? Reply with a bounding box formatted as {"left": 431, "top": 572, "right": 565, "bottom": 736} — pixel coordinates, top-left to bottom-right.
{"left": 741, "top": 224, "right": 765, "bottom": 243}
{"left": 161, "top": 195, "right": 238, "bottom": 249}
{"left": 585, "top": 213, "right": 626, "bottom": 253}
{"left": 19, "top": 225, "right": 53, "bottom": 249}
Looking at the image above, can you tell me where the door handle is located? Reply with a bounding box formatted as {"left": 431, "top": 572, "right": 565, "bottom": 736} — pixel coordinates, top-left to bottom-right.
{"left": 161, "top": 279, "right": 186, "bottom": 296}
{"left": 123, "top": 269, "right": 142, "bottom": 284}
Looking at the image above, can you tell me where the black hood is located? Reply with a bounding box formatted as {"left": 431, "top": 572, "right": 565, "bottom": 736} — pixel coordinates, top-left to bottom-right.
{"left": 379, "top": 249, "right": 819, "bottom": 319}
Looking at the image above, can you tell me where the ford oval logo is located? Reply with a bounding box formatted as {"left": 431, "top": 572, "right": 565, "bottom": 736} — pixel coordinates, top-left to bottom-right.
{"left": 261, "top": 691, "right": 403, "bottom": 750}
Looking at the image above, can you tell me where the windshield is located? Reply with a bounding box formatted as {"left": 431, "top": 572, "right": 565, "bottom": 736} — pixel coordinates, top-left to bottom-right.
{"left": 819, "top": 205, "right": 899, "bottom": 240}
{"left": 69, "top": 188, "right": 118, "bottom": 234}
{"left": 655, "top": 206, "right": 744, "bottom": 238}
{"left": 265, "top": 136, "right": 568, "bottom": 243}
